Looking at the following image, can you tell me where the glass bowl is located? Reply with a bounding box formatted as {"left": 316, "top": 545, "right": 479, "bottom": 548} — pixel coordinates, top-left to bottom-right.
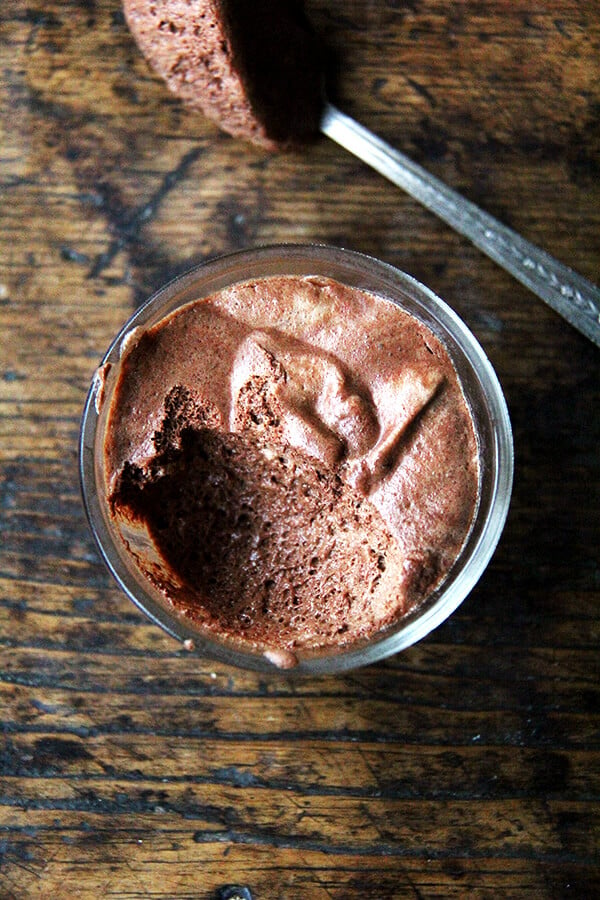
{"left": 80, "top": 244, "right": 513, "bottom": 674}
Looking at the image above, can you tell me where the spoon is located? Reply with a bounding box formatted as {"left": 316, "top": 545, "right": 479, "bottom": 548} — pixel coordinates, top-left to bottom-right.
{"left": 321, "top": 103, "right": 600, "bottom": 348}
{"left": 121, "top": 2, "right": 600, "bottom": 347}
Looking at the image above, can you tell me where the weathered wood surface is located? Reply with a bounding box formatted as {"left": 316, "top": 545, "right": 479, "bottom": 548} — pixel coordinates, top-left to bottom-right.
{"left": 1, "top": 0, "right": 599, "bottom": 897}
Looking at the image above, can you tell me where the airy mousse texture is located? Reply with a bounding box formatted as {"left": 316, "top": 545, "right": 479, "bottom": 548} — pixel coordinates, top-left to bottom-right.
{"left": 123, "top": 0, "right": 324, "bottom": 148}
{"left": 103, "top": 276, "right": 479, "bottom": 665}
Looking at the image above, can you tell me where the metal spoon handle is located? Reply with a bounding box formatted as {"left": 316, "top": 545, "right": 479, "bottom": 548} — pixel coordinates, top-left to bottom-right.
{"left": 321, "top": 103, "right": 600, "bottom": 348}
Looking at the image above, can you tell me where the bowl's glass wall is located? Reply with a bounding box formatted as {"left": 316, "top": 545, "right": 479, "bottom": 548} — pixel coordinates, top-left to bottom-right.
{"left": 80, "top": 244, "right": 513, "bottom": 674}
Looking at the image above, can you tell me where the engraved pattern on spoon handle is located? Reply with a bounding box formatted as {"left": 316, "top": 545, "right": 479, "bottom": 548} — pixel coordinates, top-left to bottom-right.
{"left": 321, "top": 103, "right": 600, "bottom": 348}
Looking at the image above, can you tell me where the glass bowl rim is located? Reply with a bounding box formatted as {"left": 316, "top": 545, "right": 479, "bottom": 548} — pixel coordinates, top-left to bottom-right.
{"left": 80, "top": 242, "right": 514, "bottom": 675}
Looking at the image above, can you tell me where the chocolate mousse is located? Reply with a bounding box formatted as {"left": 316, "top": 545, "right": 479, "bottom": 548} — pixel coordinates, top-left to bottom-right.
{"left": 103, "top": 275, "right": 479, "bottom": 665}
{"left": 122, "top": 0, "right": 324, "bottom": 148}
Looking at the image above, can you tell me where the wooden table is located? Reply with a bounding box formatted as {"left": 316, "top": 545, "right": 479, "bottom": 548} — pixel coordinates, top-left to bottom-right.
{"left": 2, "top": 1, "right": 599, "bottom": 896}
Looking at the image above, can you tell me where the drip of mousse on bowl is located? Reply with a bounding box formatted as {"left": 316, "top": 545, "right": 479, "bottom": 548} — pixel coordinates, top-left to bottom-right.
{"left": 82, "top": 246, "right": 500, "bottom": 672}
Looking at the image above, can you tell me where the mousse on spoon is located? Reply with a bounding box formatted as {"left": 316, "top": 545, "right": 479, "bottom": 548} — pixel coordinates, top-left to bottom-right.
{"left": 123, "top": 0, "right": 600, "bottom": 346}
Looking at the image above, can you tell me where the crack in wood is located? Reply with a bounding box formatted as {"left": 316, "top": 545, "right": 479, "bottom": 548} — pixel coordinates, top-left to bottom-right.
{"left": 88, "top": 147, "right": 204, "bottom": 280}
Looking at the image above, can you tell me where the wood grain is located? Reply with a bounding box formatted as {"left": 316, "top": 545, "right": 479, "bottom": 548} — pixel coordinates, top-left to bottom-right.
{"left": 1, "top": 0, "right": 599, "bottom": 896}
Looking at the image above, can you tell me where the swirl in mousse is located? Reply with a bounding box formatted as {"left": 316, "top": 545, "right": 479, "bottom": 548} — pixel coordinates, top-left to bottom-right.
{"left": 103, "top": 275, "right": 480, "bottom": 668}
